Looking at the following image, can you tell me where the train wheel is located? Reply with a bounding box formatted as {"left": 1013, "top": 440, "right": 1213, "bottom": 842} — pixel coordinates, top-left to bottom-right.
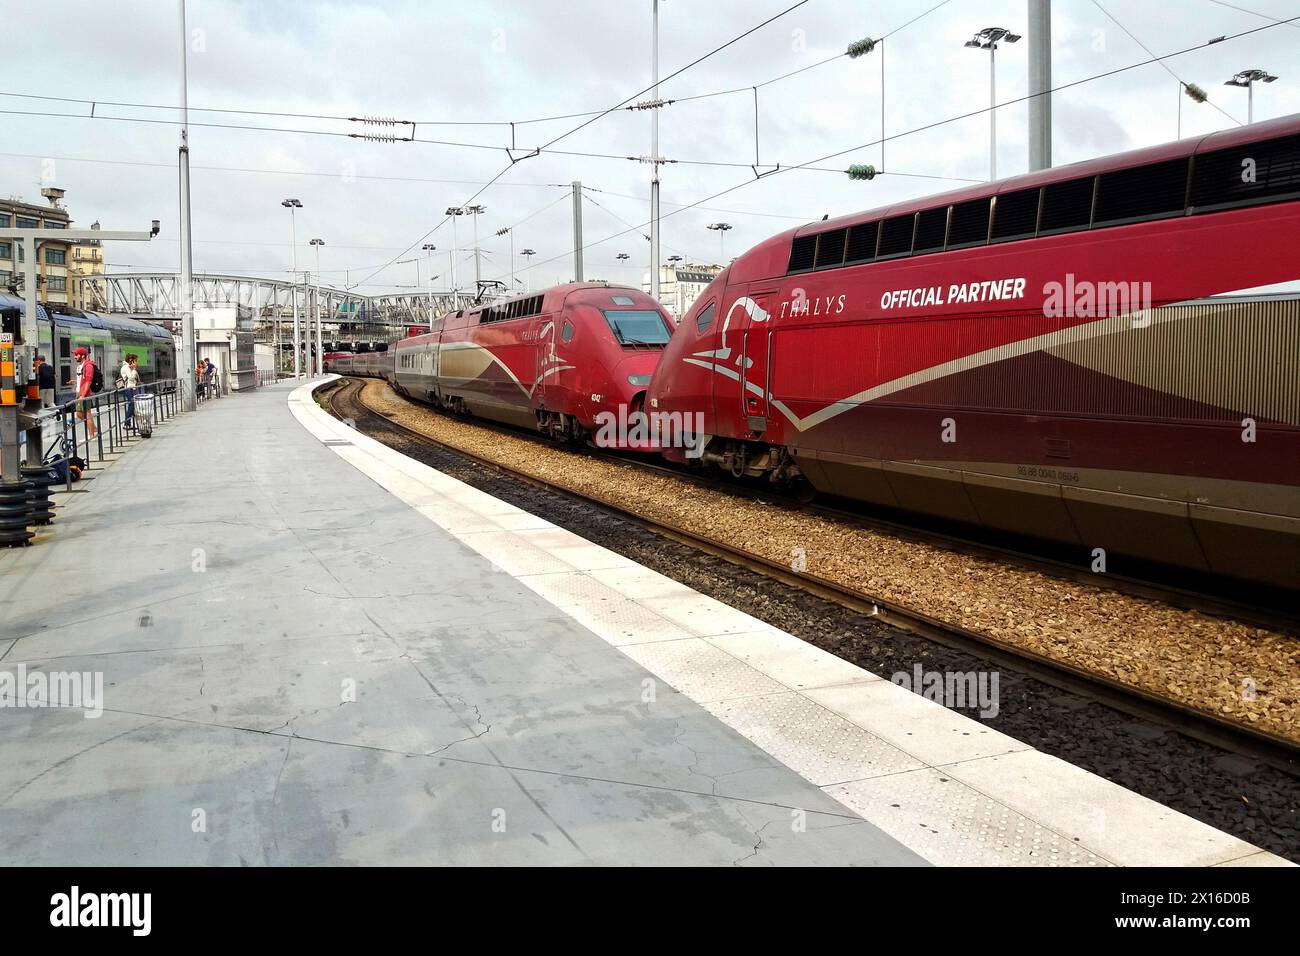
{"left": 791, "top": 479, "right": 818, "bottom": 504}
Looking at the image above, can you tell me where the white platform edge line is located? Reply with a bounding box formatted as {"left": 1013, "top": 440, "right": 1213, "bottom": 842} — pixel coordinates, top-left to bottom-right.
{"left": 289, "top": 378, "right": 1289, "bottom": 867}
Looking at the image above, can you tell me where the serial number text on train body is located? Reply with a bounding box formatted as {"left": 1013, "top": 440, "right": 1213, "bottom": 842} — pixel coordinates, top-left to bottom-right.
{"left": 880, "top": 277, "right": 1027, "bottom": 310}
{"left": 1016, "top": 465, "right": 1080, "bottom": 483}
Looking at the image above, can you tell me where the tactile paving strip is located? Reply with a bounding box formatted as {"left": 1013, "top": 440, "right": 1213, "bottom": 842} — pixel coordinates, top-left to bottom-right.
{"left": 457, "top": 531, "right": 577, "bottom": 576}
{"left": 554, "top": 596, "right": 697, "bottom": 646}
{"left": 621, "top": 639, "right": 788, "bottom": 703}
{"left": 703, "top": 692, "right": 923, "bottom": 786}
{"left": 830, "top": 769, "right": 1111, "bottom": 867}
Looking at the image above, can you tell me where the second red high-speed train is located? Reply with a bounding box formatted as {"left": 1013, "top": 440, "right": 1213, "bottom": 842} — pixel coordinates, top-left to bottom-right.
{"left": 647, "top": 115, "right": 1300, "bottom": 589}
{"left": 383, "top": 283, "right": 673, "bottom": 446}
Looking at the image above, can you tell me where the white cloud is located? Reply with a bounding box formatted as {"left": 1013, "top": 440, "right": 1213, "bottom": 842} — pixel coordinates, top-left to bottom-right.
{"left": 1, "top": 0, "right": 1296, "bottom": 291}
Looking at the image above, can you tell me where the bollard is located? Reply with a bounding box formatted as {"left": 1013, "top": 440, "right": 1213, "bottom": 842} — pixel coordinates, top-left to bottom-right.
{"left": 20, "top": 464, "right": 57, "bottom": 525}
{"left": 0, "top": 479, "right": 34, "bottom": 547}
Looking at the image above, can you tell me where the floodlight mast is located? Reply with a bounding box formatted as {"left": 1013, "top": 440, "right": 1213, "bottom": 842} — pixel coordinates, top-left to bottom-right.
{"left": 1224, "top": 68, "right": 1279, "bottom": 124}
{"left": 281, "top": 198, "right": 304, "bottom": 378}
{"left": 964, "top": 27, "right": 1021, "bottom": 181}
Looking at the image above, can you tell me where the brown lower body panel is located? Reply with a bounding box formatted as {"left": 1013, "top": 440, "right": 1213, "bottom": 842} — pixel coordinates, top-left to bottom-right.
{"left": 793, "top": 449, "right": 1299, "bottom": 590}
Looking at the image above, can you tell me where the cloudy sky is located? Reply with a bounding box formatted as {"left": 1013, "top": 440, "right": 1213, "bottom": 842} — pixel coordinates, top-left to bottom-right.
{"left": 2, "top": 0, "right": 1297, "bottom": 295}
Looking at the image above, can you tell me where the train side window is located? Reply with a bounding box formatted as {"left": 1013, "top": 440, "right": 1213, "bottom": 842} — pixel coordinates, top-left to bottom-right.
{"left": 947, "top": 198, "right": 991, "bottom": 249}
{"left": 844, "top": 222, "right": 878, "bottom": 264}
{"left": 913, "top": 207, "right": 948, "bottom": 254}
{"left": 787, "top": 235, "right": 817, "bottom": 273}
{"left": 877, "top": 213, "right": 915, "bottom": 259}
{"left": 1189, "top": 132, "right": 1300, "bottom": 212}
{"left": 561, "top": 320, "right": 574, "bottom": 344}
{"left": 695, "top": 301, "right": 716, "bottom": 335}
{"left": 813, "top": 228, "right": 847, "bottom": 269}
{"left": 1039, "top": 176, "right": 1096, "bottom": 234}
{"left": 1094, "top": 157, "right": 1190, "bottom": 226}
{"left": 990, "top": 188, "right": 1040, "bottom": 243}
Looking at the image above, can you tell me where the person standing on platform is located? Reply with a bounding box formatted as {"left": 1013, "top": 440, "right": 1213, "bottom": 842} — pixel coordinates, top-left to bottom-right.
{"left": 35, "top": 355, "right": 55, "bottom": 408}
{"left": 120, "top": 353, "right": 141, "bottom": 429}
{"left": 70, "top": 346, "right": 97, "bottom": 441}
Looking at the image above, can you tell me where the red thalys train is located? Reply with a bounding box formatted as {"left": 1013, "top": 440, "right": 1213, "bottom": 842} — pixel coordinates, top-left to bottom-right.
{"left": 332, "top": 283, "right": 673, "bottom": 448}
{"left": 646, "top": 115, "right": 1300, "bottom": 589}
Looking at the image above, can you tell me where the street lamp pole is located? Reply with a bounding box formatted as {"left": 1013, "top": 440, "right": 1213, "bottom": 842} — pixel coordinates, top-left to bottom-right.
{"left": 466, "top": 204, "right": 486, "bottom": 289}
{"left": 706, "top": 222, "right": 732, "bottom": 262}
{"left": 666, "top": 254, "right": 683, "bottom": 316}
{"left": 964, "top": 27, "right": 1021, "bottom": 181}
{"left": 520, "top": 248, "right": 536, "bottom": 292}
{"left": 178, "top": 0, "right": 196, "bottom": 410}
{"left": 310, "top": 238, "right": 324, "bottom": 375}
{"left": 422, "top": 243, "right": 436, "bottom": 329}
{"left": 650, "top": 0, "right": 662, "bottom": 305}
{"left": 281, "top": 198, "right": 303, "bottom": 378}
{"left": 445, "top": 206, "right": 464, "bottom": 305}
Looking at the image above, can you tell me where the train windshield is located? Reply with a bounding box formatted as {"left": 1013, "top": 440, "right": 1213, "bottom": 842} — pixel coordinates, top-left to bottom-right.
{"left": 602, "top": 310, "right": 671, "bottom": 346}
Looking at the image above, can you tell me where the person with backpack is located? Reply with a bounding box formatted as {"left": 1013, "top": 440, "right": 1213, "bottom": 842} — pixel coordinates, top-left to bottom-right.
{"left": 70, "top": 346, "right": 99, "bottom": 441}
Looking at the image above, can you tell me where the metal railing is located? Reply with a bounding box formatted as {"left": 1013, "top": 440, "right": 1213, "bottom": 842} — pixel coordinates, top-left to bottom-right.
{"left": 196, "top": 372, "right": 222, "bottom": 401}
{"left": 31, "top": 378, "right": 186, "bottom": 492}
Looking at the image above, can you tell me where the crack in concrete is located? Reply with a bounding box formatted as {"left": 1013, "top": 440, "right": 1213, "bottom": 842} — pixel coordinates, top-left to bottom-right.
{"left": 425, "top": 691, "right": 493, "bottom": 756}
{"left": 266, "top": 737, "right": 294, "bottom": 863}
{"left": 733, "top": 818, "right": 779, "bottom": 867}
{"left": 670, "top": 718, "right": 722, "bottom": 795}
{"left": 0, "top": 715, "right": 168, "bottom": 807}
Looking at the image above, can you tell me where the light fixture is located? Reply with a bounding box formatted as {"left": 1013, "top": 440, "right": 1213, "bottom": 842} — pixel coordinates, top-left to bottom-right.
{"left": 964, "top": 26, "right": 1020, "bottom": 49}
{"left": 1225, "top": 69, "right": 1278, "bottom": 87}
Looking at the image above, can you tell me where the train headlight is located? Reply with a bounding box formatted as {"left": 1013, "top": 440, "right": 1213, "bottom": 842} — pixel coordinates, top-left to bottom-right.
{"left": 626, "top": 374, "right": 652, "bottom": 386}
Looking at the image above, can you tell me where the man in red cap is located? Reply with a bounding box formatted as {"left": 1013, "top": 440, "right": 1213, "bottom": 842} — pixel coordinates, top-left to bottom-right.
{"left": 70, "top": 346, "right": 98, "bottom": 441}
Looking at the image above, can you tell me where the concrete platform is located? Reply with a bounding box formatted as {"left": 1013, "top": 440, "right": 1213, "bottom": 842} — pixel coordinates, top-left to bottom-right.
{"left": 0, "top": 380, "right": 921, "bottom": 866}
{"left": 0, "top": 378, "right": 1288, "bottom": 867}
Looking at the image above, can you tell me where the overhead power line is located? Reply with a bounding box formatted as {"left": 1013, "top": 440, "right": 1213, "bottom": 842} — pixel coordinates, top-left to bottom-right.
{"left": 0, "top": 149, "right": 573, "bottom": 189}
{"left": 536, "top": 0, "right": 811, "bottom": 152}
{"left": 1206, "top": 0, "right": 1300, "bottom": 28}
{"left": 0, "top": 1, "right": 958, "bottom": 179}
{"left": 1091, "top": 0, "right": 1242, "bottom": 126}
{"left": 488, "top": 15, "right": 1297, "bottom": 283}
{"left": 352, "top": 1, "right": 812, "bottom": 288}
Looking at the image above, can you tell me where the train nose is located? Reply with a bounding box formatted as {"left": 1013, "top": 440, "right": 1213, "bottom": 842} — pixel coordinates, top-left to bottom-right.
{"left": 592, "top": 360, "right": 661, "bottom": 452}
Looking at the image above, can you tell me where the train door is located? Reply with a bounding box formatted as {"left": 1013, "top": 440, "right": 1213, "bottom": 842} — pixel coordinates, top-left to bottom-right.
{"left": 57, "top": 331, "right": 72, "bottom": 390}
{"left": 533, "top": 312, "right": 568, "bottom": 410}
{"left": 731, "top": 287, "right": 779, "bottom": 435}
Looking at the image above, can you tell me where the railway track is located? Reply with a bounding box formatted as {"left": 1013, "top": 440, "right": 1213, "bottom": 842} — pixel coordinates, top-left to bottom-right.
{"left": 611, "top": 452, "right": 1300, "bottom": 638}
{"left": 324, "top": 376, "right": 1300, "bottom": 775}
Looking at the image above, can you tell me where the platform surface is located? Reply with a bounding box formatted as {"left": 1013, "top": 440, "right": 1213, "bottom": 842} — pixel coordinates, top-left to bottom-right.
{"left": 0, "top": 380, "right": 924, "bottom": 866}
{"left": 0, "top": 378, "right": 1287, "bottom": 867}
